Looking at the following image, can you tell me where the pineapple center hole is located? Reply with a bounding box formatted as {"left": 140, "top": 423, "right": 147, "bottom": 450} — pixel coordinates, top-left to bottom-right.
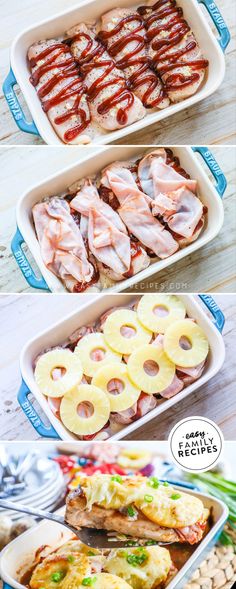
{"left": 90, "top": 347, "right": 106, "bottom": 361}
{"left": 153, "top": 305, "right": 169, "bottom": 317}
{"left": 179, "top": 336, "right": 192, "bottom": 350}
{"left": 107, "top": 378, "right": 125, "bottom": 395}
{"left": 120, "top": 324, "right": 137, "bottom": 338}
{"left": 77, "top": 401, "right": 94, "bottom": 418}
{"left": 143, "top": 360, "right": 159, "bottom": 376}
{"left": 51, "top": 366, "right": 67, "bottom": 380}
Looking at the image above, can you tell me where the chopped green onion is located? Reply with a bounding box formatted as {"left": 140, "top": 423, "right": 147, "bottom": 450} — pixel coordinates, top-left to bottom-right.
{"left": 111, "top": 475, "right": 123, "bottom": 483}
{"left": 144, "top": 494, "right": 153, "bottom": 503}
{"left": 81, "top": 577, "right": 97, "bottom": 586}
{"left": 145, "top": 540, "right": 157, "bottom": 546}
{"left": 171, "top": 493, "right": 181, "bottom": 500}
{"left": 51, "top": 572, "right": 65, "bottom": 583}
{"left": 163, "top": 481, "right": 169, "bottom": 487}
{"left": 87, "top": 551, "right": 96, "bottom": 556}
{"left": 67, "top": 555, "right": 75, "bottom": 563}
{"left": 148, "top": 477, "right": 159, "bottom": 489}
{"left": 127, "top": 506, "right": 136, "bottom": 517}
{"left": 126, "top": 540, "right": 137, "bottom": 546}
{"left": 126, "top": 551, "right": 148, "bottom": 567}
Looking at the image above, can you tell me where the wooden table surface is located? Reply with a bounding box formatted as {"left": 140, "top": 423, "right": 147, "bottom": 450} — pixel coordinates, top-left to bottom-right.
{"left": 0, "top": 145, "right": 235, "bottom": 294}
{"left": 0, "top": 293, "right": 235, "bottom": 441}
{"left": 0, "top": 0, "right": 235, "bottom": 145}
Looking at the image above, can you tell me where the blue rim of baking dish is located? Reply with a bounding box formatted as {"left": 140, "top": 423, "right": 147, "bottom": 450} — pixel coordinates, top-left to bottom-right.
{"left": 2, "top": 0, "right": 230, "bottom": 137}
{"left": 16, "top": 294, "right": 225, "bottom": 439}
{"left": 11, "top": 146, "right": 227, "bottom": 292}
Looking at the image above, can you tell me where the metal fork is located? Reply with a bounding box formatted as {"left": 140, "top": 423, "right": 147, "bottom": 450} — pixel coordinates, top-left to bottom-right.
{"left": 0, "top": 499, "right": 167, "bottom": 549}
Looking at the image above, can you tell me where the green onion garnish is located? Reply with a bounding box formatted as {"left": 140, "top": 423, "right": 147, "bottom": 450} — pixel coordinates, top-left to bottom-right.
{"left": 51, "top": 572, "right": 65, "bottom": 583}
{"left": 127, "top": 506, "right": 136, "bottom": 517}
{"left": 111, "top": 475, "right": 123, "bottom": 483}
{"left": 171, "top": 493, "right": 181, "bottom": 500}
{"left": 67, "top": 555, "right": 75, "bottom": 563}
{"left": 148, "top": 477, "right": 159, "bottom": 489}
{"left": 81, "top": 577, "right": 97, "bottom": 586}
{"left": 126, "top": 550, "right": 148, "bottom": 567}
{"left": 144, "top": 494, "right": 153, "bottom": 503}
{"left": 163, "top": 481, "right": 169, "bottom": 487}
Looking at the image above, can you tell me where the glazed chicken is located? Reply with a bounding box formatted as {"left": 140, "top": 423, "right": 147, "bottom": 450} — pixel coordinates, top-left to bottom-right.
{"left": 138, "top": 0, "right": 209, "bottom": 102}
{"left": 69, "top": 23, "right": 146, "bottom": 131}
{"left": 28, "top": 40, "right": 92, "bottom": 144}
{"left": 98, "top": 7, "right": 169, "bottom": 109}
{"left": 32, "top": 198, "right": 98, "bottom": 292}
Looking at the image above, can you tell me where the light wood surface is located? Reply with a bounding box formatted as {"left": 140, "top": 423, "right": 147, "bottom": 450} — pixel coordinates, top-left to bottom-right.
{"left": 0, "top": 0, "right": 235, "bottom": 145}
{"left": 0, "top": 145, "right": 235, "bottom": 294}
{"left": 0, "top": 293, "right": 235, "bottom": 441}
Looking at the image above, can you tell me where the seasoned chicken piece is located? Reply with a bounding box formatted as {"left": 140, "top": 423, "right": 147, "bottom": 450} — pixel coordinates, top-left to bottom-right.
{"left": 139, "top": 0, "right": 209, "bottom": 102}
{"left": 33, "top": 198, "right": 98, "bottom": 292}
{"left": 28, "top": 40, "right": 92, "bottom": 144}
{"left": 104, "top": 166, "right": 179, "bottom": 258}
{"left": 99, "top": 8, "right": 169, "bottom": 109}
{"left": 68, "top": 23, "right": 145, "bottom": 130}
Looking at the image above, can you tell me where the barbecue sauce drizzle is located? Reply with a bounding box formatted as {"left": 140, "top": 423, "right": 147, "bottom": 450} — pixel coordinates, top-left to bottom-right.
{"left": 72, "top": 32, "right": 135, "bottom": 125}
{"left": 98, "top": 14, "right": 167, "bottom": 108}
{"left": 29, "top": 42, "right": 91, "bottom": 142}
{"left": 137, "top": 0, "right": 208, "bottom": 91}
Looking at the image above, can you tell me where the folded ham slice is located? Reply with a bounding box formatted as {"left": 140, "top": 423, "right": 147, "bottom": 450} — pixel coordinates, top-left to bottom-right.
{"left": 70, "top": 180, "right": 149, "bottom": 280}
{"left": 152, "top": 187, "right": 203, "bottom": 238}
{"left": 69, "top": 23, "right": 145, "bottom": 131}
{"left": 28, "top": 40, "right": 92, "bottom": 144}
{"left": 98, "top": 8, "right": 169, "bottom": 109}
{"left": 32, "top": 198, "right": 97, "bottom": 292}
{"left": 105, "top": 166, "right": 179, "bottom": 258}
{"left": 138, "top": 0, "right": 209, "bottom": 102}
{"left": 138, "top": 149, "right": 197, "bottom": 198}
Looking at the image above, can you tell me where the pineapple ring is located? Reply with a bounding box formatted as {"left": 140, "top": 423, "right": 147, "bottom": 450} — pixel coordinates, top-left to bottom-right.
{"left": 103, "top": 309, "right": 152, "bottom": 355}
{"left": 118, "top": 449, "right": 151, "bottom": 470}
{"left": 164, "top": 319, "right": 209, "bottom": 367}
{"left": 74, "top": 333, "right": 122, "bottom": 377}
{"left": 60, "top": 384, "right": 110, "bottom": 435}
{"left": 34, "top": 350, "right": 83, "bottom": 398}
{"left": 127, "top": 345, "right": 175, "bottom": 394}
{"left": 137, "top": 294, "right": 186, "bottom": 333}
{"left": 92, "top": 362, "right": 141, "bottom": 412}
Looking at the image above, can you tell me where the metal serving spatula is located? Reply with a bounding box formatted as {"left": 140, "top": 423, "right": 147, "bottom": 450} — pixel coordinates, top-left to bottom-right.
{"left": 0, "top": 499, "right": 168, "bottom": 549}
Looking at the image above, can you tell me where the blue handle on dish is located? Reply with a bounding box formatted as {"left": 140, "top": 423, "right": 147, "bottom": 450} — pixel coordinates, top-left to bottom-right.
{"left": 160, "top": 479, "right": 199, "bottom": 490}
{"left": 199, "top": 294, "right": 225, "bottom": 333}
{"left": 18, "top": 380, "right": 59, "bottom": 439}
{"left": 11, "top": 227, "right": 50, "bottom": 291}
{"left": 192, "top": 146, "right": 227, "bottom": 197}
{"left": 2, "top": 584, "right": 13, "bottom": 589}
{"left": 197, "top": 0, "right": 230, "bottom": 50}
{"left": 2, "top": 68, "right": 39, "bottom": 136}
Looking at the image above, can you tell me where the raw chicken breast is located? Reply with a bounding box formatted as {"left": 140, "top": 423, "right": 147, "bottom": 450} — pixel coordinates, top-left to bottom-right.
{"left": 69, "top": 23, "right": 145, "bottom": 130}
{"left": 99, "top": 8, "right": 169, "bottom": 109}
{"left": 28, "top": 40, "right": 92, "bottom": 144}
{"left": 32, "top": 197, "right": 97, "bottom": 292}
{"left": 139, "top": 0, "right": 209, "bottom": 102}
{"left": 105, "top": 166, "right": 179, "bottom": 258}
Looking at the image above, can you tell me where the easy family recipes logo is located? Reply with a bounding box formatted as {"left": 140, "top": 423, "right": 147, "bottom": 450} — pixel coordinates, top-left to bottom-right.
{"left": 168, "top": 417, "right": 224, "bottom": 472}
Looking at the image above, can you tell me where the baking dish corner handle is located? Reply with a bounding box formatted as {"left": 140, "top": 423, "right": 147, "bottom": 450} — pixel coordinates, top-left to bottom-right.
{"left": 197, "top": 0, "right": 230, "bottom": 51}
{"left": 2, "top": 68, "right": 39, "bottom": 136}
{"left": 11, "top": 227, "right": 50, "bottom": 291}
{"left": 192, "top": 146, "right": 227, "bottom": 197}
{"left": 17, "top": 380, "right": 60, "bottom": 439}
{"left": 2, "top": 584, "right": 14, "bottom": 589}
{"left": 199, "top": 294, "right": 225, "bottom": 333}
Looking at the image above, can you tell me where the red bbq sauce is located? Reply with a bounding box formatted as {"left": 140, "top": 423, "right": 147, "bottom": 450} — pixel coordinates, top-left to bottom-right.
{"left": 29, "top": 42, "right": 91, "bottom": 142}
{"left": 98, "top": 14, "right": 167, "bottom": 108}
{"left": 138, "top": 0, "right": 208, "bottom": 91}
{"left": 71, "top": 32, "right": 134, "bottom": 125}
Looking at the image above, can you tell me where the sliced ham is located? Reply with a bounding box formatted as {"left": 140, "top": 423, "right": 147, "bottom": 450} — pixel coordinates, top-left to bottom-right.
{"left": 105, "top": 167, "right": 179, "bottom": 259}
{"left": 177, "top": 360, "right": 206, "bottom": 385}
{"left": 71, "top": 179, "right": 127, "bottom": 234}
{"left": 139, "top": 0, "right": 209, "bottom": 103}
{"left": 152, "top": 187, "right": 203, "bottom": 238}
{"left": 158, "top": 373, "right": 184, "bottom": 398}
{"left": 28, "top": 40, "right": 92, "bottom": 144}
{"left": 135, "top": 392, "right": 158, "bottom": 418}
{"left": 32, "top": 198, "right": 96, "bottom": 292}
{"left": 69, "top": 23, "right": 145, "bottom": 131}
{"left": 138, "top": 150, "right": 197, "bottom": 197}
{"left": 99, "top": 8, "right": 169, "bottom": 109}
{"left": 176, "top": 519, "right": 208, "bottom": 544}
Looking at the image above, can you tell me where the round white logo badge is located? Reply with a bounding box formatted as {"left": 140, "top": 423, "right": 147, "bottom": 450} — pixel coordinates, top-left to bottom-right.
{"left": 168, "top": 416, "right": 224, "bottom": 473}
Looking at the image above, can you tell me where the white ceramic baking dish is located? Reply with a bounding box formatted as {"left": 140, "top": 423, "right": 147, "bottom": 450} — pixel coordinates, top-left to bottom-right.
{"left": 0, "top": 489, "right": 229, "bottom": 589}
{"left": 16, "top": 293, "right": 225, "bottom": 440}
{"left": 2, "top": 0, "right": 230, "bottom": 144}
{"left": 11, "top": 145, "right": 226, "bottom": 293}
